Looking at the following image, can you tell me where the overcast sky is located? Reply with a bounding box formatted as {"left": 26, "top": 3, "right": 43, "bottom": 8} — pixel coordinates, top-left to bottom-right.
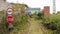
{"left": 6, "top": 0, "right": 60, "bottom": 14}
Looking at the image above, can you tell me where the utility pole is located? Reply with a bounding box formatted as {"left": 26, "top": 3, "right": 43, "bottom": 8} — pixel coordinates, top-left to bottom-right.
{"left": 53, "top": 0, "right": 56, "bottom": 14}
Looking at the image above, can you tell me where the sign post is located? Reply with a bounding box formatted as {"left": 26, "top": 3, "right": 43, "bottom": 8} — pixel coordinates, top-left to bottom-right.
{"left": 6, "top": 6, "right": 14, "bottom": 30}
{"left": 6, "top": 7, "right": 13, "bottom": 15}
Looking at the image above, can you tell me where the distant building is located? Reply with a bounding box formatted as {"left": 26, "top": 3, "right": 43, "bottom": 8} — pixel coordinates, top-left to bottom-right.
{"left": 10, "top": 3, "right": 28, "bottom": 15}
{"left": 44, "top": 6, "right": 50, "bottom": 16}
{"left": 0, "top": 0, "right": 9, "bottom": 11}
{"left": 26, "top": 8, "right": 40, "bottom": 14}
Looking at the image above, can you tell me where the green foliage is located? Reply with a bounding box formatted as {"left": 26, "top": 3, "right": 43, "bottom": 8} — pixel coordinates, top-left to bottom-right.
{"left": 32, "top": 12, "right": 43, "bottom": 20}
{"left": 0, "top": 15, "right": 8, "bottom": 34}
{"left": 40, "top": 9, "right": 44, "bottom": 15}
{"left": 46, "top": 30, "right": 53, "bottom": 34}
{"left": 43, "top": 14, "right": 60, "bottom": 34}
{"left": 32, "top": 12, "right": 38, "bottom": 20}
{"left": 44, "top": 14, "right": 60, "bottom": 26}
{"left": 12, "top": 4, "right": 20, "bottom": 12}
{"left": 0, "top": 12, "right": 28, "bottom": 34}
{"left": 13, "top": 14, "right": 28, "bottom": 30}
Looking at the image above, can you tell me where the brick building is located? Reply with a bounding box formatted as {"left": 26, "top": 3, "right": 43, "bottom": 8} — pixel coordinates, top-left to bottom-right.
{"left": 44, "top": 6, "right": 50, "bottom": 17}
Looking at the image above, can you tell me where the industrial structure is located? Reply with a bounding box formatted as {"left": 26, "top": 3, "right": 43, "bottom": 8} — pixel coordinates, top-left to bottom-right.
{"left": 53, "top": 0, "right": 56, "bottom": 13}
{"left": 0, "top": 0, "right": 57, "bottom": 14}
{"left": 26, "top": 8, "right": 40, "bottom": 14}
{"left": 44, "top": 6, "right": 50, "bottom": 16}
{"left": 0, "top": 0, "right": 9, "bottom": 11}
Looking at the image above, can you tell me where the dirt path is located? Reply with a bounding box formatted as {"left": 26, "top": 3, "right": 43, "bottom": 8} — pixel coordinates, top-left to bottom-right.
{"left": 9, "top": 18, "right": 47, "bottom": 34}
{"left": 25, "top": 19, "right": 46, "bottom": 34}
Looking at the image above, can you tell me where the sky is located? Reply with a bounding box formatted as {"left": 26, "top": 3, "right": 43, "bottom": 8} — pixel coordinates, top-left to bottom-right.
{"left": 6, "top": 0, "right": 60, "bottom": 14}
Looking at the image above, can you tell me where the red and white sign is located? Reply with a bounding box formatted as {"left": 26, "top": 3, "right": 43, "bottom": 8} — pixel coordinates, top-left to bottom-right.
{"left": 6, "top": 7, "right": 14, "bottom": 14}
{"left": 7, "top": 15, "right": 13, "bottom": 24}
{"left": 6, "top": 6, "right": 14, "bottom": 24}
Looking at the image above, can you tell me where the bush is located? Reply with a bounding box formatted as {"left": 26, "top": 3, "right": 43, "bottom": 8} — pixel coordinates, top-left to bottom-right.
{"left": 32, "top": 12, "right": 43, "bottom": 20}
{"left": 0, "top": 15, "right": 8, "bottom": 34}
{"left": 43, "top": 14, "right": 60, "bottom": 34}
{"left": 13, "top": 14, "right": 28, "bottom": 30}
{"left": 0, "top": 14, "right": 28, "bottom": 34}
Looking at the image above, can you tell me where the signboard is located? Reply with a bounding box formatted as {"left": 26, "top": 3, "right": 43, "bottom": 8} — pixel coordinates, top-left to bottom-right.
{"left": 6, "top": 6, "right": 14, "bottom": 29}
{"left": 6, "top": 8, "right": 13, "bottom": 14}
{"left": 7, "top": 15, "right": 13, "bottom": 24}
{"left": 6, "top": 7, "right": 14, "bottom": 24}
{"left": 7, "top": 8, "right": 13, "bottom": 14}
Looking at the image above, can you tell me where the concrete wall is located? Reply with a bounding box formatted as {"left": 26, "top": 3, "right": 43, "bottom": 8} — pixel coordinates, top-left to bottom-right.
{"left": 0, "top": 0, "right": 9, "bottom": 11}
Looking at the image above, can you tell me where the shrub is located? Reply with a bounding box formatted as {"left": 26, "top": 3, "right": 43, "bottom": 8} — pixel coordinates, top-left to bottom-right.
{"left": 32, "top": 12, "right": 43, "bottom": 20}
{"left": 43, "top": 14, "right": 60, "bottom": 34}
{"left": 0, "top": 13, "right": 28, "bottom": 34}
{"left": 13, "top": 14, "right": 28, "bottom": 30}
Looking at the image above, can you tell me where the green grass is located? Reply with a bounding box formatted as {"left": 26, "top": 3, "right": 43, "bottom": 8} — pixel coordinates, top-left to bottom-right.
{"left": 46, "top": 29, "right": 53, "bottom": 34}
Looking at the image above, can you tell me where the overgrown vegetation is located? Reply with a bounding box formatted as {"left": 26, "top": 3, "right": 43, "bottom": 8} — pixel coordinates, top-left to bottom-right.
{"left": 0, "top": 14, "right": 29, "bottom": 34}
{"left": 13, "top": 14, "right": 28, "bottom": 31}
{"left": 12, "top": 4, "right": 20, "bottom": 12}
{"left": 0, "top": 4, "right": 60, "bottom": 34}
{"left": 32, "top": 11, "right": 43, "bottom": 20}
{"left": 42, "top": 13, "right": 60, "bottom": 34}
